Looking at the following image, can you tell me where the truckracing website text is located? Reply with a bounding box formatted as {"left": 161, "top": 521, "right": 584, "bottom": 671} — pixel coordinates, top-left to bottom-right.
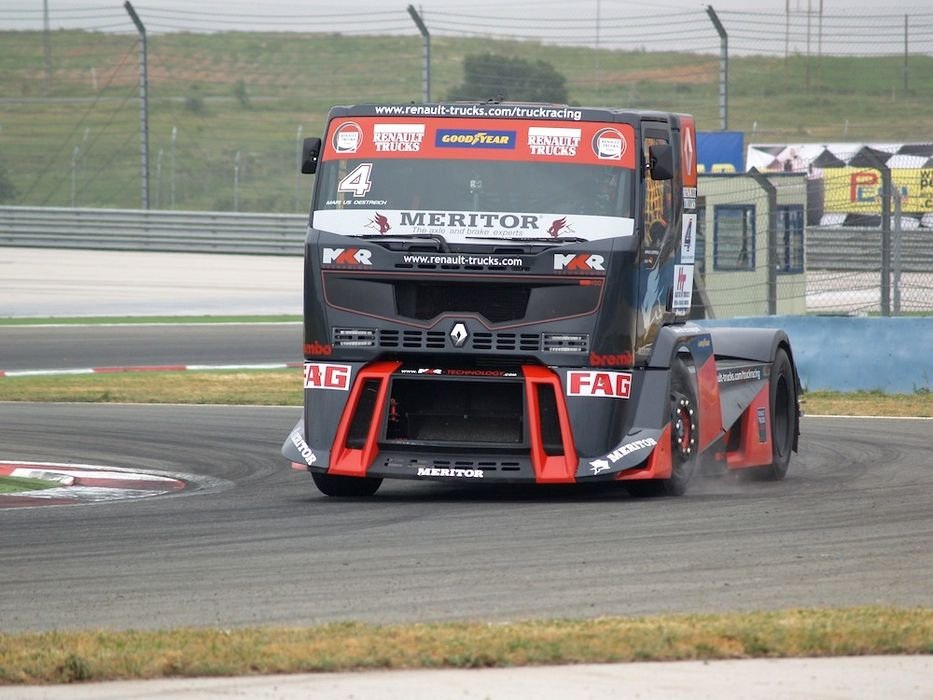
{"left": 374, "top": 104, "right": 584, "bottom": 121}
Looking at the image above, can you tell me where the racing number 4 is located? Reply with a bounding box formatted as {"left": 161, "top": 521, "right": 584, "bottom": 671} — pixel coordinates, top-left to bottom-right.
{"left": 338, "top": 163, "right": 373, "bottom": 197}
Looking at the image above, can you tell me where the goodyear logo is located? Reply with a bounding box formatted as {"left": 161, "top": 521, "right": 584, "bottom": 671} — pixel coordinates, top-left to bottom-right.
{"left": 436, "top": 129, "right": 516, "bottom": 149}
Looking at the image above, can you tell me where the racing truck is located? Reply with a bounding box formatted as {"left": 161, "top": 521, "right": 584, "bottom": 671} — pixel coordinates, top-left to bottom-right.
{"left": 282, "top": 102, "right": 800, "bottom": 497}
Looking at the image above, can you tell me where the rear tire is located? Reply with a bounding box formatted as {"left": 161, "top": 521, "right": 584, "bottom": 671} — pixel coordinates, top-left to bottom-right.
{"left": 760, "top": 347, "right": 796, "bottom": 480}
{"left": 628, "top": 360, "right": 699, "bottom": 497}
{"left": 311, "top": 471, "right": 382, "bottom": 497}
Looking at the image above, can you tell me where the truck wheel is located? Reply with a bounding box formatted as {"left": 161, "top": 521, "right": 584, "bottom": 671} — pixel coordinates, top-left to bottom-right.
{"left": 628, "top": 360, "right": 699, "bottom": 497}
{"left": 759, "top": 347, "right": 796, "bottom": 480}
{"left": 311, "top": 471, "right": 382, "bottom": 497}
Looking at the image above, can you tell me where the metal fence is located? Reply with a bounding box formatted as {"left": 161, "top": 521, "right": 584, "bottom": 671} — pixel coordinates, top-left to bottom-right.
{"left": 0, "top": 206, "right": 306, "bottom": 255}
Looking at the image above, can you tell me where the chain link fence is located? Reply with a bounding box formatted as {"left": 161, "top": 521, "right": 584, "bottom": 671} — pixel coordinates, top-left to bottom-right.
{"left": 0, "top": 4, "right": 931, "bottom": 315}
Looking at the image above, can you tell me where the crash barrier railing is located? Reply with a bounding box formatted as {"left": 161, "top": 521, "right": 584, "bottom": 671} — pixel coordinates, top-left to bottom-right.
{"left": 2, "top": 205, "right": 931, "bottom": 315}
{"left": 0, "top": 206, "right": 307, "bottom": 255}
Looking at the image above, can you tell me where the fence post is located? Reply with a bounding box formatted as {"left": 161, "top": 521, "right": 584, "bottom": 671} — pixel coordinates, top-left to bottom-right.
{"left": 747, "top": 168, "right": 778, "bottom": 315}
{"left": 407, "top": 5, "right": 431, "bottom": 103}
{"left": 862, "top": 151, "right": 891, "bottom": 316}
{"left": 124, "top": 1, "right": 149, "bottom": 210}
{"left": 893, "top": 194, "right": 902, "bottom": 316}
{"left": 705, "top": 5, "right": 728, "bottom": 130}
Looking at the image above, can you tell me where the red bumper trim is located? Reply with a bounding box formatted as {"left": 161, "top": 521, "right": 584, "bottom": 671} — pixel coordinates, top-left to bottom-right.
{"left": 328, "top": 360, "right": 401, "bottom": 477}
{"left": 726, "top": 383, "right": 773, "bottom": 470}
{"left": 522, "top": 365, "right": 578, "bottom": 484}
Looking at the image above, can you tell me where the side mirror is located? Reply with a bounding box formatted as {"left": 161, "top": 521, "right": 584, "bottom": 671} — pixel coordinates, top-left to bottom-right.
{"left": 648, "top": 143, "right": 674, "bottom": 181}
{"left": 300, "top": 137, "right": 322, "bottom": 174}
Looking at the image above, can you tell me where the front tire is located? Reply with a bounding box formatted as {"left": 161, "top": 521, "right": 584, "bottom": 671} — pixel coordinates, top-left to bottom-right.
{"left": 311, "top": 471, "right": 382, "bottom": 497}
{"left": 628, "top": 360, "right": 699, "bottom": 497}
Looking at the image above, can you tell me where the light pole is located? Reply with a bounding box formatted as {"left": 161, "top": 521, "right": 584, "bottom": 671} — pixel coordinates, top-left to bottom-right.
{"left": 295, "top": 124, "right": 303, "bottom": 211}
{"left": 170, "top": 125, "right": 177, "bottom": 209}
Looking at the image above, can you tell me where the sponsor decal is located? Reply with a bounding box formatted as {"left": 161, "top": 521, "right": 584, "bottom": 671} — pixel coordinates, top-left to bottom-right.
{"left": 590, "top": 459, "right": 611, "bottom": 475}
{"left": 400, "top": 253, "right": 524, "bottom": 267}
{"left": 600, "top": 437, "right": 658, "bottom": 466}
{"left": 304, "top": 341, "right": 333, "bottom": 357}
{"left": 527, "top": 126, "right": 581, "bottom": 157}
{"left": 592, "top": 127, "right": 626, "bottom": 160}
{"left": 589, "top": 352, "right": 633, "bottom": 367}
{"left": 547, "top": 217, "right": 576, "bottom": 238}
{"left": 757, "top": 407, "right": 768, "bottom": 443}
{"left": 400, "top": 368, "right": 518, "bottom": 378}
{"left": 566, "top": 370, "right": 632, "bottom": 399}
{"left": 436, "top": 129, "right": 516, "bottom": 149}
{"left": 366, "top": 212, "right": 392, "bottom": 234}
{"left": 322, "top": 247, "right": 373, "bottom": 266}
{"left": 553, "top": 253, "right": 605, "bottom": 272}
{"left": 332, "top": 121, "right": 363, "bottom": 153}
{"left": 717, "top": 367, "right": 764, "bottom": 384}
{"left": 680, "top": 116, "right": 698, "bottom": 188}
{"left": 290, "top": 431, "right": 317, "bottom": 465}
{"left": 672, "top": 264, "right": 694, "bottom": 316}
{"left": 697, "top": 337, "right": 711, "bottom": 349}
{"left": 373, "top": 123, "right": 425, "bottom": 152}
{"left": 680, "top": 213, "right": 697, "bottom": 264}
{"left": 304, "top": 362, "right": 351, "bottom": 390}
{"left": 311, "top": 209, "right": 635, "bottom": 243}
{"left": 417, "top": 467, "right": 484, "bottom": 478}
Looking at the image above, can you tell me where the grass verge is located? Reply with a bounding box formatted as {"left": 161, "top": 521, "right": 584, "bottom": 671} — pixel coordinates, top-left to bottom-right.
{"left": 0, "top": 476, "right": 58, "bottom": 495}
{"left": 2, "top": 369, "right": 933, "bottom": 416}
{"left": 1, "top": 607, "right": 930, "bottom": 684}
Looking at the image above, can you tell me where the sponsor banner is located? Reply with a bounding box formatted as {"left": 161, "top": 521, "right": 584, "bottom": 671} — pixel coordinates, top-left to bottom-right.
{"left": 823, "top": 167, "right": 933, "bottom": 213}
{"left": 553, "top": 252, "right": 606, "bottom": 272}
{"left": 312, "top": 209, "right": 635, "bottom": 243}
{"left": 373, "top": 123, "right": 425, "bottom": 153}
{"left": 303, "top": 362, "right": 352, "bottom": 391}
{"left": 322, "top": 117, "right": 636, "bottom": 168}
{"left": 400, "top": 253, "right": 525, "bottom": 267}
{"left": 398, "top": 368, "right": 519, "bottom": 378}
{"left": 322, "top": 247, "right": 373, "bottom": 266}
{"left": 417, "top": 467, "right": 484, "bottom": 478}
{"left": 672, "top": 264, "right": 694, "bottom": 316}
{"left": 589, "top": 437, "right": 658, "bottom": 473}
{"left": 696, "top": 130, "right": 743, "bottom": 174}
{"left": 680, "top": 213, "right": 696, "bottom": 264}
{"left": 566, "top": 370, "right": 632, "bottom": 399}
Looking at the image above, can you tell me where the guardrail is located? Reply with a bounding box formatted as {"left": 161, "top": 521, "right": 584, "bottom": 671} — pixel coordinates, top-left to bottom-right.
{"left": 806, "top": 226, "right": 933, "bottom": 272}
{"left": 0, "top": 206, "right": 307, "bottom": 255}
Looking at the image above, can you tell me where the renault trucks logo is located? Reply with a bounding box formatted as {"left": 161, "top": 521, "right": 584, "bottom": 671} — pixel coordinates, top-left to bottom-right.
{"left": 436, "top": 129, "right": 516, "bottom": 149}
{"left": 450, "top": 322, "right": 469, "bottom": 347}
{"left": 592, "top": 128, "right": 625, "bottom": 160}
{"left": 304, "top": 363, "right": 351, "bottom": 390}
{"left": 527, "top": 126, "right": 581, "bottom": 156}
{"left": 322, "top": 247, "right": 372, "bottom": 266}
{"left": 373, "top": 123, "right": 425, "bottom": 152}
{"left": 332, "top": 121, "right": 362, "bottom": 153}
{"left": 566, "top": 370, "right": 632, "bottom": 398}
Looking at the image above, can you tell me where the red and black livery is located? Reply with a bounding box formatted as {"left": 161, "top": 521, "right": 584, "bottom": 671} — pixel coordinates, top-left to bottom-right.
{"left": 283, "top": 102, "right": 800, "bottom": 497}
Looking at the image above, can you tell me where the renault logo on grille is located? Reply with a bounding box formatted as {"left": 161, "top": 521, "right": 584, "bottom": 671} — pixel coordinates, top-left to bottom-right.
{"left": 450, "top": 322, "right": 469, "bottom": 347}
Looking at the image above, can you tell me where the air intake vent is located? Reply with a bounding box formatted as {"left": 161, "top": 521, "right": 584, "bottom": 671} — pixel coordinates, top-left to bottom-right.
{"left": 379, "top": 329, "right": 445, "bottom": 349}
{"left": 472, "top": 332, "right": 540, "bottom": 352}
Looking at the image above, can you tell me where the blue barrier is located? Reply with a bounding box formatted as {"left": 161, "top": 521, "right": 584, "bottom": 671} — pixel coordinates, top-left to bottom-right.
{"left": 704, "top": 316, "right": 933, "bottom": 393}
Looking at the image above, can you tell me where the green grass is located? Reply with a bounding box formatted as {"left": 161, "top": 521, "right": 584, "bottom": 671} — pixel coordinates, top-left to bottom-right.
{"left": 0, "top": 314, "right": 300, "bottom": 326}
{"left": 2, "top": 29, "right": 932, "bottom": 212}
{"left": 0, "top": 475, "right": 58, "bottom": 494}
{"left": 1, "top": 607, "right": 930, "bottom": 684}
{"left": 2, "top": 368, "right": 932, "bottom": 416}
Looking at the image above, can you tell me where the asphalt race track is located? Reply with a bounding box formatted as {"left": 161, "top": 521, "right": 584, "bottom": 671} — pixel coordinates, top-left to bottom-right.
{"left": 1, "top": 323, "right": 301, "bottom": 372}
{"left": 0, "top": 403, "right": 930, "bottom": 634}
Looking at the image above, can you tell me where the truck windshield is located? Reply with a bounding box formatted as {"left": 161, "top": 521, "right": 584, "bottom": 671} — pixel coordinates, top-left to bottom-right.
{"left": 312, "top": 117, "right": 637, "bottom": 244}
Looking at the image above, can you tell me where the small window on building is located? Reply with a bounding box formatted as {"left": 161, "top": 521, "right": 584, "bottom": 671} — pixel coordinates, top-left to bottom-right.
{"left": 777, "top": 204, "right": 804, "bottom": 274}
{"left": 714, "top": 205, "right": 755, "bottom": 271}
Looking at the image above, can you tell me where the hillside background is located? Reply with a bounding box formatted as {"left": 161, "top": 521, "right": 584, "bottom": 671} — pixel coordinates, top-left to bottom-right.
{"left": 1, "top": 5, "right": 931, "bottom": 212}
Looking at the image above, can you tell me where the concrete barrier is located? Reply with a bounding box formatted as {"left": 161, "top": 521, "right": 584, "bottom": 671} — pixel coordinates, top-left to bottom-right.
{"left": 704, "top": 316, "right": 933, "bottom": 393}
